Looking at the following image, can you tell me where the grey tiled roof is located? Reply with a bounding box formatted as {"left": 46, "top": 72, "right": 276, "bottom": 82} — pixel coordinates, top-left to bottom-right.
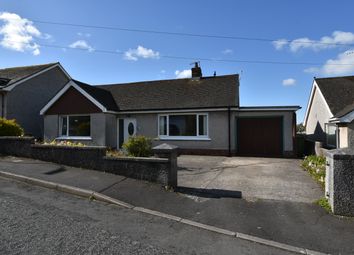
{"left": 0, "top": 63, "right": 57, "bottom": 87}
{"left": 315, "top": 76, "right": 354, "bottom": 116}
{"left": 96, "top": 74, "right": 239, "bottom": 111}
{"left": 73, "top": 80, "right": 119, "bottom": 111}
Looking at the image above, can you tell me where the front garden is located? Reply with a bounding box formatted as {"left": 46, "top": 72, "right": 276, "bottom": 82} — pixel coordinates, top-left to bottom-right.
{"left": 302, "top": 155, "right": 326, "bottom": 189}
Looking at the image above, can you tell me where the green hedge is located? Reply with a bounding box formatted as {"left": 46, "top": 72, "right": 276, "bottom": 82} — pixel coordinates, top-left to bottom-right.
{"left": 0, "top": 118, "right": 24, "bottom": 136}
{"left": 302, "top": 155, "right": 326, "bottom": 188}
{"left": 122, "top": 136, "right": 152, "bottom": 157}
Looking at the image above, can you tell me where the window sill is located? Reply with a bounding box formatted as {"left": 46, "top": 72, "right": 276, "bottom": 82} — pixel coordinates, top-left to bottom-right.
{"left": 56, "top": 136, "right": 92, "bottom": 141}
{"left": 158, "top": 136, "right": 211, "bottom": 141}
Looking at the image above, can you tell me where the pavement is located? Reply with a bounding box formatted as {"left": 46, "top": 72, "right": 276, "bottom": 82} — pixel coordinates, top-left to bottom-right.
{"left": 0, "top": 178, "right": 292, "bottom": 255}
{"left": 178, "top": 156, "right": 323, "bottom": 203}
{"left": 0, "top": 155, "right": 353, "bottom": 254}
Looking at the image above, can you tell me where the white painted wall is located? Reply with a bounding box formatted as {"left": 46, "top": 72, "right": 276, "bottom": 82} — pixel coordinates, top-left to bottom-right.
{"left": 305, "top": 85, "right": 333, "bottom": 143}
{"left": 338, "top": 126, "right": 348, "bottom": 148}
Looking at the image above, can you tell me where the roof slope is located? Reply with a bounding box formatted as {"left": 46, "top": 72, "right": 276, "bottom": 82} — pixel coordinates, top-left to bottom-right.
{"left": 0, "top": 63, "right": 57, "bottom": 88}
{"left": 315, "top": 76, "right": 354, "bottom": 117}
{"left": 96, "top": 74, "right": 239, "bottom": 111}
{"left": 73, "top": 80, "right": 119, "bottom": 111}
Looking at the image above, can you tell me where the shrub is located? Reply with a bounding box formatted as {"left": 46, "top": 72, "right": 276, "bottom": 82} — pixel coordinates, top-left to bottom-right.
{"left": 122, "top": 136, "right": 152, "bottom": 157}
{"left": 0, "top": 118, "right": 24, "bottom": 136}
{"left": 302, "top": 155, "right": 326, "bottom": 188}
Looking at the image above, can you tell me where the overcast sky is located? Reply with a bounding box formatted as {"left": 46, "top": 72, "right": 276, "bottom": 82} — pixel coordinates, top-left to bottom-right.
{"left": 1, "top": 0, "right": 354, "bottom": 122}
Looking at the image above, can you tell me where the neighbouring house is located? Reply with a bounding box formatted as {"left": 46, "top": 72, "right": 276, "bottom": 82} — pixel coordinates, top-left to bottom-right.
{"left": 304, "top": 75, "right": 354, "bottom": 149}
{"left": 40, "top": 63, "right": 300, "bottom": 157}
{"left": 0, "top": 63, "right": 70, "bottom": 138}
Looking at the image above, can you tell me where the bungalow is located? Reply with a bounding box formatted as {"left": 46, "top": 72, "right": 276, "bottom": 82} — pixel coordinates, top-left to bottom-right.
{"left": 40, "top": 63, "right": 300, "bottom": 157}
{"left": 304, "top": 75, "right": 354, "bottom": 149}
{"left": 0, "top": 63, "right": 70, "bottom": 137}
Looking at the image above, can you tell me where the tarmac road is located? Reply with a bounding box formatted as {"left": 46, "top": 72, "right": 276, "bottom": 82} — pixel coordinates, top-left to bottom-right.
{"left": 0, "top": 177, "right": 293, "bottom": 255}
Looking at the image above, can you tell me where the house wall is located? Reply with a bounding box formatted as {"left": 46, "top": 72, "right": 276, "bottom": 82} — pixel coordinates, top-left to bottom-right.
{"left": 6, "top": 66, "right": 69, "bottom": 138}
{"left": 348, "top": 122, "right": 354, "bottom": 149}
{"left": 338, "top": 126, "right": 348, "bottom": 148}
{"left": 44, "top": 112, "right": 115, "bottom": 147}
{"left": 118, "top": 111, "right": 232, "bottom": 154}
{"left": 105, "top": 113, "right": 117, "bottom": 148}
{"left": 235, "top": 111, "right": 295, "bottom": 154}
{"left": 43, "top": 115, "right": 59, "bottom": 141}
{"left": 114, "top": 110, "right": 295, "bottom": 156}
{"left": 305, "top": 86, "right": 333, "bottom": 143}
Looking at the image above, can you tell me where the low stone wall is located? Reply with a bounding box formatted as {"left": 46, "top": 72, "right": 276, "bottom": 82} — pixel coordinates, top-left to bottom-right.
{"left": 31, "top": 144, "right": 106, "bottom": 170}
{"left": 325, "top": 149, "right": 354, "bottom": 216}
{"left": 0, "top": 136, "right": 34, "bottom": 158}
{"left": 102, "top": 156, "right": 170, "bottom": 185}
{"left": 0, "top": 137, "right": 177, "bottom": 188}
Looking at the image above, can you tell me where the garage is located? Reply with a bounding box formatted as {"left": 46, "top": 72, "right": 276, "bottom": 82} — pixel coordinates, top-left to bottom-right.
{"left": 236, "top": 117, "right": 283, "bottom": 157}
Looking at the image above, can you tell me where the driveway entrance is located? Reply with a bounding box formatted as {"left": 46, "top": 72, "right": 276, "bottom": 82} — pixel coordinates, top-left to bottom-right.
{"left": 178, "top": 156, "right": 323, "bottom": 203}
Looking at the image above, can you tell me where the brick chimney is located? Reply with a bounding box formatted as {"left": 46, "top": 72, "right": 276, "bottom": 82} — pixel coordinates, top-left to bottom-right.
{"left": 191, "top": 62, "right": 202, "bottom": 78}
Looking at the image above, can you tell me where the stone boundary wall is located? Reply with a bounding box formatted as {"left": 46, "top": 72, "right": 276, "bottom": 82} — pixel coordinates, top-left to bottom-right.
{"left": 304, "top": 139, "right": 326, "bottom": 156}
{"left": 0, "top": 137, "right": 177, "bottom": 187}
{"left": 325, "top": 149, "right": 354, "bottom": 217}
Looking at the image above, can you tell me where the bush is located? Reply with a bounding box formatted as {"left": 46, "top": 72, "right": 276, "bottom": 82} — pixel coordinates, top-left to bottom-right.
{"left": 122, "top": 136, "right": 152, "bottom": 157}
{"left": 0, "top": 118, "right": 24, "bottom": 136}
{"left": 302, "top": 155, "right": 326, "bottom": 188}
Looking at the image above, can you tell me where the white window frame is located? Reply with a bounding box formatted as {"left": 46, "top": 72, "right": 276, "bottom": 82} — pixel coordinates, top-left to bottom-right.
{"left": 57, "top": 114, "right": 92, "bottom": 140}
{"left": 158, "top": 113, "right": 210, "bottom": 141}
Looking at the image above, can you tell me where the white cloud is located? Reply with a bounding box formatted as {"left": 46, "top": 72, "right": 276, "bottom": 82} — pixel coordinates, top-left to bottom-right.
{"left": 222, "top": 49, "right": 233, "bottom": 55}
{"left": 124, "top": 45, "right": 160, "bottom": 61}
{"left": 0, "top": 12, "right": 44, "bottom": 55}
{"left": 305, "top": 49, "right": 354, "bottom": 76}
{"left": 175, "top": 69, "right": 191, "bottom": 79}
{"left": 77, "top": 32, "right": 91, "bottom": 37}
{"left": 272, "top": 39, "right": 288, "bottom": 50}
{"left": 282, "top": 78, "right": 296, "bottom": 86}
{"left": 273, "top": 31, "right": 354, "bottom": 52}
{"left": 304, "top": 67, "right": 320, "bottom": 73}
{"left": 69, "top": 40, "right": 94, "bottom": 52}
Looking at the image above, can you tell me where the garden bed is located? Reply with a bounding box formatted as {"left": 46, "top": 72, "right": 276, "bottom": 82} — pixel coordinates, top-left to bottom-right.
{"left": 302, "top": 155, "right": 326, "bottom": 189}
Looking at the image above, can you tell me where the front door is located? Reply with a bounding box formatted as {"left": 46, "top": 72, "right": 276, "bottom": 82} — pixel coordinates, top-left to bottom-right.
{"left": 118, "top": 118, "right": 137, "bottom": 148}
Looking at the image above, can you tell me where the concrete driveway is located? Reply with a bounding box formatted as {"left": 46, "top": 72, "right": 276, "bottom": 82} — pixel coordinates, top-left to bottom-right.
{"left": 178, "top": 156, "right": 323, "bottom": 203}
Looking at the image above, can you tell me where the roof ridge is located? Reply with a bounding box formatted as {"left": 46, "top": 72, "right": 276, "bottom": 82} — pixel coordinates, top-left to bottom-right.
{"left": 95, "top": 74, "right": 239, "bottom": 87}
{"left": 315, "top": 75, "right": 354, "bottom": 80}
{"left": 0, "top": 62, "right": 58, "bottom": 72}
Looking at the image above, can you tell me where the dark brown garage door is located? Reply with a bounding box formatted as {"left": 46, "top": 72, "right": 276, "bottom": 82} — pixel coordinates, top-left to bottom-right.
{"left": 237, "top": 117, "right": 283, "bottom": 157}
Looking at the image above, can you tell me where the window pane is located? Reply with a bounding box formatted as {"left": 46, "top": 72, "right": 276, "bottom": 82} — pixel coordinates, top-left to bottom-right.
{"left": 198, "top": 115, "right": 207, "bottom": 136}
{"left": 326, "top": 124, "right": 337, "bottom": 147}
{"left": 159, "top": 116, "right": 167, "bottom": 135}
{"left": 60, "top": 116, "right": 67, "bottom": 136}
{"left": 68, "top": 116, "right": 90, "bottom": 136}
{"left": 169, "top": 115, "right": 196, "bottom": 136}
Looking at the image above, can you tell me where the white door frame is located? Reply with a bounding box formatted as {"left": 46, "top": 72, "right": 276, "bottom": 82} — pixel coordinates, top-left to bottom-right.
{"left": 117, "top": 118, "right": 137, "bottom": 148}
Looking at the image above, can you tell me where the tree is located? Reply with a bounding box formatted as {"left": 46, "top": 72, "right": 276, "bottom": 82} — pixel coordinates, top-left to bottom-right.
{"left": 296, "top": 123, "right": 305, "bottom": 134}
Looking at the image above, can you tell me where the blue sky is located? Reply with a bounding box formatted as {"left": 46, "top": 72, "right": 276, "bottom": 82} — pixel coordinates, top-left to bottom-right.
{"left": 1, "top": 0, "right": 354, "bottom": 122}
